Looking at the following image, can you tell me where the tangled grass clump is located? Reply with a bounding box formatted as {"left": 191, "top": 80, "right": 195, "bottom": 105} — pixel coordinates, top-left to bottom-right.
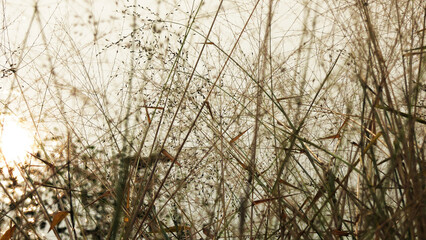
{"left": 0, "top": 0, "right": 425, "bottom": 239}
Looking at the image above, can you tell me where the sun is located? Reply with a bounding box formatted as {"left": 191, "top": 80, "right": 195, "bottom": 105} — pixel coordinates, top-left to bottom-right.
{"left": 0, "top": 115, "right": 35, "bottom": 164}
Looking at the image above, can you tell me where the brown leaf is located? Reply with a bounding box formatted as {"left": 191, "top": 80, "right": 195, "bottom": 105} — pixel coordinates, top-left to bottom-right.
{"left": 278, "top": 179, "right": 302, "bottom": 191}
{"left": 403, "top": 46, "right": 426, "bottom": 56}
{"left": 145, "top": 106, "right": 151, "bottom": 124}
{"left": 253, "top": 197, "right": 280, "bottom": 205}
{"left": 30, "top": 153, "right": 54, "bottom": 168}
{"left": 337, "top": 117, "right": 349, "bottom": 134}
{"left": 205, "top": 101, "right": 215, "bottom": 121}
{"left": 302, "top": 188, "right": 324, "bottom": 212}
{"left": 49, "top": 211, "right": 69, "bottom": 232}
{"left": 331, "top": 229, "right": 350, "bottom": 236}
{"left": 277, "top": 95, "right": 304, "bottom": 101}
{"left": 196, "top": 41, "right": 215, "bottom": 45}
{"left": 142, "top": 106, "right": 164, "bottom": 110}
{"left": 319, "top": 133, "right": 341, "bottom": 140}
{"left": 229, "top": 128, "right": 250, "bottom": 144}
{"left": 1, "top": 226, "right": 16, "bottom": 240}
{"left": 86, "top": 190, "right": 111, "bottom": 207}
{"left": 228, "top": 152, "right": 250, "bottom": 171}
{"left": 161, "top": 149, "right": 181, "bottom": 167}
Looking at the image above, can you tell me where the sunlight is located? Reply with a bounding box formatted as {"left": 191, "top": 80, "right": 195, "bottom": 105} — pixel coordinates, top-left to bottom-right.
{"left": 0, "top": 115, "right": 35, "bottom": 164}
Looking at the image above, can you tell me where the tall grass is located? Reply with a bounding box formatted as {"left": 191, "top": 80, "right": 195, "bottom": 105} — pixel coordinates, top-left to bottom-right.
{"left": 0, "top": 0, "right": 425, "bottom": 239}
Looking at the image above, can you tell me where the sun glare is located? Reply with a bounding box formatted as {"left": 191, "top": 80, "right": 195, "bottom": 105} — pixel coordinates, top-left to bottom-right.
{"left": 0, "top": 116, "right": 34, "bottom": 164}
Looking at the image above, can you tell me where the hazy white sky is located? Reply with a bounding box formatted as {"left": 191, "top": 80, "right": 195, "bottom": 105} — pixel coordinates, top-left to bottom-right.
{"left": 0, "top": 0, "right": 346, "bottom": 166}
